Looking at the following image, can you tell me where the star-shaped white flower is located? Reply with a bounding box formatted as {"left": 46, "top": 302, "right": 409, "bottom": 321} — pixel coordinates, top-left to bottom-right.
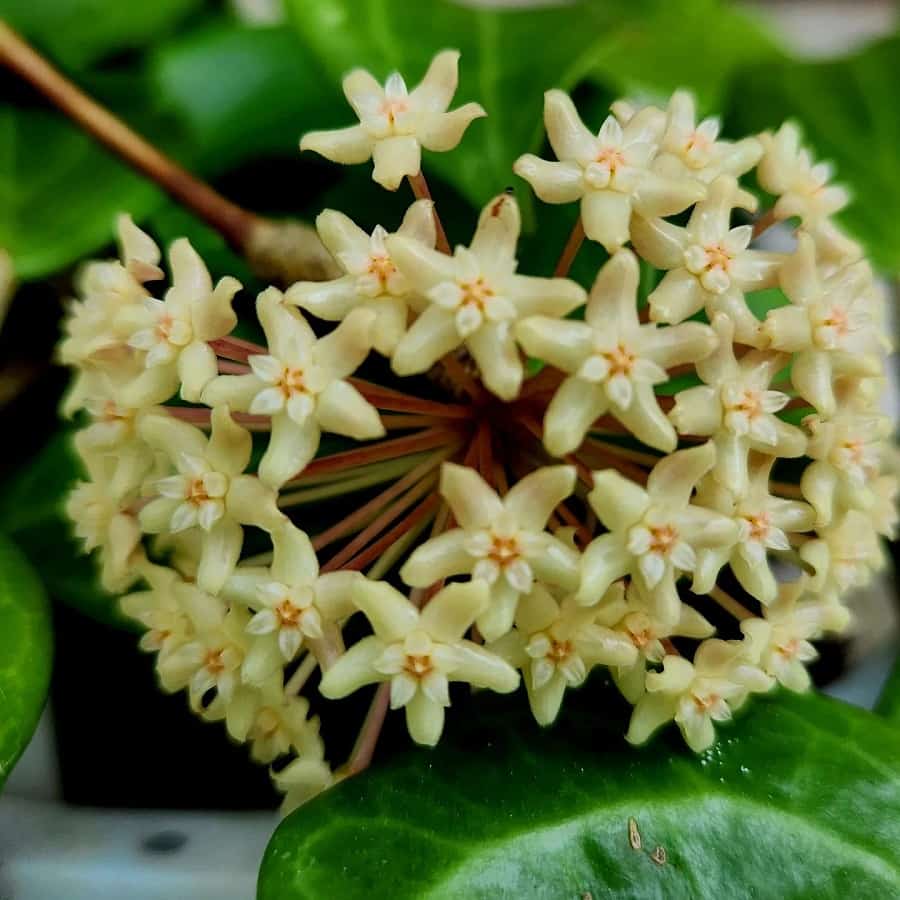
{"left": 514, "top": 90, "right": 704, "bottom": 251}
{"left": 516, "top": 249, "right": 717, "bottom": 454}
{"left": 285, "top": 200, "right": 436, "bottom": 356}
{"left": 632, "top": 175, "right": 785, "bottom": 346}
{"left": 386, "top": 193, "right": 585, "bottom": 399}
{"left": 488, "top": 583, "right": 637, "bottom": 725}
{"left": 137, "top": 407, "right": 283, "bottom": 594}
{"left": 401, "top": 462, "right": 580, "bottom": 641}
{"left": 117, "top": 238, "right": 241, "bottom": 405}
{"left": 220, "top": 521, "right": 360, "bottom": 683}
{"left": 594, "top": 580, "right": 715, "bottom": 703}
{"left": 668, "top": 314, "right": 806, "bottom": 497}
{"left": 762, "top": 232, "right": 881, "bottom": 417}
{"left": 319, "top": 579, "right": 519, "bottom": 746}
{"left": 300, "top": 50, "right": 486, "bottom": 190}
{"left": 577, "top": 443, "right": 738, "bottom": 625}
{"left": 626, "top": 638, "right": 773, "bottom": 752}
{"left": 202, "top": 287, "right": 384, "bottom": 489}
{"left": 691, "top": 457, "right": 815, "bottom": 604}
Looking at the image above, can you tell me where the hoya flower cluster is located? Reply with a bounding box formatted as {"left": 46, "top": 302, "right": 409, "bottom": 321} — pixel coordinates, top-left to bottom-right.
{"left": 60, "top": 51, "right": 896, "bottom": 812}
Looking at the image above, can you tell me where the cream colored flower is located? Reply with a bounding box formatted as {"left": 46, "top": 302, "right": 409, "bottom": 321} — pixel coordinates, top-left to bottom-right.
{"left": 578, "top": 443, "right": 738, "bottom": 624}
{"left": 387, "top": 193, "right": 585, "bottom": 399}
{"left": 516, "top": 249, "right": 717, "bottom": 454}
{"left": 762, "top": 232, "right": 881, "bottom": 417}
{"left": 626, "top": 638, "right": 773, "bottom": 752}
{"left": 401, "top": 462, "right": 579, "bottom": 641}
{"left": 273, "top": 749, "right": 333, "bottom": 814}
{"left": 595, "top": 580, "right": 715, "bottom": 703}
{"left": 653, "top": 91, "right": 762, "bottom": 185}
{"left": 300, "top": 50, "right": 486, "bottom": 190}
{"left": 799, "top": 510, "right": 884, "bottom": 607}
{"left": 757, "top": 122, "right": 850, "bottom": 226}
{"left": 668, "top": 314, "right": 806, "bottom": 496}
{"left": 117, "top": 238, "right": 241, "bottom": 405}
{"left": 285, "top": 201, "right": 436, "bottom": 356}
{"left": 632, "top": 175, "right": 784, "bottom": 346}
{"left": 137, "top": 407, "right": 283, "bottom": 594}
{"left": 801, "top": 409, "right": 891, "bottom": 527}
{"left": 319, "top": 579, "right": 519, "bottom": 746}
{"left": 489, "top": 583, "right": 637, "bottom": 725}
{"left": 156, "top": 584, "right": 248, "bottom": 710}
{"left": 220, "top": 520, "right": 359, "bottom": 683}
{"left": 514, "top": 91, "right": 703, "bottom": 251}
{"left": 739, "top": 581, "right": 835, "bottom": 693}
{"left": 202, "top": 288, "right": 384, "bottom": 489}
{"left": 692, "top": 457, "right": 815, "bottom": 604}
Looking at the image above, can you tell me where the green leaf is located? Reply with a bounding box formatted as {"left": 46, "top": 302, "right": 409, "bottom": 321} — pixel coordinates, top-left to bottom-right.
{"left": 0, "top": 534, "right": 52, "bottom": 789}
{"left": 259, "top": 689, "right": 900, "bottom": 899}
{"left": 150, "top": 23, "right": 339, "bottom": 174}
{"left": 876, "top": 651, "right": 900, "bottom": 726}
{"left": 727, "top": 36, "right": 900, "bottom": 273}
{"left": 2, "top": 0, "right": 204, "bottom": 71}
{"left": 0, "top": 431, "right": 132, "bottom": 630}
{"left": 0, "top": 104, "right": 163, "bottom": 281}
{"left": 284, "top": 0, "right": 776, "bottom": 219}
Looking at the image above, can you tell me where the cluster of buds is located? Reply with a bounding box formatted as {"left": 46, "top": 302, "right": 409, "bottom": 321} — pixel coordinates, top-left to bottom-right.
{"left": 59, "top": 50, "right": 896, "bottom": 812}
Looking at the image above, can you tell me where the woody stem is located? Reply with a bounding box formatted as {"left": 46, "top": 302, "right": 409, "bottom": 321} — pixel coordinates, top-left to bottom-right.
{"left": 0, "top": 22, "right": 258, "bottom": 250}
{"left": 709, "top": 586, "right": 755, "bottom": 621}
{"left": 342, "top": 683, "right": 391, "bottom": 777}
{"left": 407, "top": 171, "right": 451, "bottom": 254}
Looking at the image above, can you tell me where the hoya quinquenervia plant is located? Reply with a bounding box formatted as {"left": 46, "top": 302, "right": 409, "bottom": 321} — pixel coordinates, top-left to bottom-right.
{"left": 60, "top": 49, "right": 898, "bottom": 812}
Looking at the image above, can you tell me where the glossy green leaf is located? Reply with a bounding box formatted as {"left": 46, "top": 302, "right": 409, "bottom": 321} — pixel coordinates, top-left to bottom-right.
{"left": 150, "top": 23, "right": 339, "bottom": 174}
{"left": 876, "top": 651, "right": 900, "bottom": 726}
{"left": 0, "top": 431, "right": 132, "bottom": 630}
{"left": 284, "top": 0, "right": 776, "bottom": 216}
{"left": 0, "top": 104, "right": 163, "bottom": 280}
{"left": 2, "top": 0, "right": 204, "bottom": 71}
{"left": 0, "top": 534, "right": 52, "bottom": 789}
{"left": 260, "top": 689, "right": 900, "bottom": 899}
{"left": 727, "top": 36, "right": 900, "bottom": 273}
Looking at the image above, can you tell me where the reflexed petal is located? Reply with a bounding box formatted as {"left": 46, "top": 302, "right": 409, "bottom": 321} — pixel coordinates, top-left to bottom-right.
{"left": 177, "top": 340, "right": 218, "bottom": 403}
{"left": 271, "top": 520, "right": 318, "bottom": 584}
{"left": 515, "top": 584, "right": 561, "bottom": 635}
{"left": 467, "top": 322, "right": 523, "bottom": 400}
{"left": 612, "top": 382, "right": 677, "bottom": 452}
{"left": 316, "top": 380, "right": 384, "bottom": 440}
{"left": 201, "top": 374, "right": 265, "bottom": 412}
{"left": 647, "top": 441, "right": 716, "bottom": 507}
{"left": 452, "top": 640, "right": 520, "bottom": 693}
{"left": 477, "top": 578, "right": 521, "bottom": 641}
{"left": 353, "top": 579, "right": 418, "bottom": 642}
{"left": 371, "top": 296, "right": 409, "bottom": 356}
{"left": 630, "top": 214, "right": 689, "bottom": 269}
{"left": 439, "top": 463, "right": 503, "bottom": 530}
{"left": 543, "top": 376, "right": 608, "bottom": 457}
{"left": 509, "top": 274, "right": 586, "bottom": 318}
{"left": 580, "top": 190, "right": 632, "bottom": 252}
{"left": 418, "top": 103, "right": 486, "bottom": 152}
{"left": 300, "top": 125, "right": 374, "bottom": 164}
{"left": 503, "top": 465, "right": 576, "bottom": 532}
{"left": 225, "top": 475, "right": 282, "bottom": 531}
{"left": 420, "top": 580, "right": 489, "bottom": 642}
{"left": 626, "top": 692, "right": 678, "bottom": 745}
{"left": 587, "top": 470, "right": 649, "bottom": 532}
{"left": 410, "top": 50, "right": 460, "bottom": 111}
{"left": 514, "top": 316, "right": 592, "bottom": 373}
{"left": 314, "top": 307, "right": 375, "bottom": 380}
{"left": 197, "top": 518, "right": 243, "bottom": 594}
{"left": 543, "top": 89, "right": 598, "bottom": 161}
{"left": 372, "top": 136, "right": 421, "bottom": 190}
{"left": 513, "top": 155, "right": 584, "bottom": 203}
{"left": 527, "top": 672, "right": 567, "bottom": 726}
{"left": 391, "top": 305, "right": 460, "bottom": 374}
{"left": 285, "top": 275, "right": 360, "bottom": 320}
{"left": 577, "top": 533, "right": 631, "bottom": 604}
{"left": 400, "top": 530, "right": 473, "bottom": 587}
{"left": 318, "top": 635, "right": 385, "bottom": 698}
{"left": 405, "top": 691, "right": 445, "bottom": 746}
{"left": 315, "top": 571, "right": 360, "bottom": 622}
{"left": 258, "top": 414, "right": 320, "bottom": 489}
{"left": 648, "top": 269, "right": 706, "bottom": 324}
{"left": 524, "top": 533, "right": 580, "bottom": 591}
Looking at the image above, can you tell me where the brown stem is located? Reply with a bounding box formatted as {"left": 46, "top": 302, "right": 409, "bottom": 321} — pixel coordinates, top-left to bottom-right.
{"left": 210, "top": 336, "right": 268, "bottom": 363}
{"left": 341, "top": 683, "right": 391, "bottom": 777}
{"left": 0, "top": 22, "right": 258, "bottom": 249}
{"left": 407, "top": 172, "right": 451, "bottom": 254}
{"left": 709, "top": 586, "right": 754, "bottom": 621}
{"left": 553, "top": 216, "right": 585, "bottom": 278}
{"left": 348, "top": 377, "right": 472, "bottom": 419}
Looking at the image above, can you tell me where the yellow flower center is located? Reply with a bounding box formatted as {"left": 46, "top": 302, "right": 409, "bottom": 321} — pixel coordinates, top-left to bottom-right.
{"left": 823, "top": 306, "right": 849, "bottom": 337}
{"left": 603, "top": 342, "right": 636, "bottom": 376}
{"left": 596, "top": 147, "right": 625, "bottom": 172}
{"left": 459, "top": 277, "right": 495, "bottom": 311}
{"left": 275, "top": 599, "right": 303, "bottom": 628}
{"left": 692, "top": 691, "right": 720, "bottom": 713}
{"left": 368, "top": 254, "right": 397, "bottom": 288}
{"left": 744, "top": 512, "right": 771, "bottom": 542}
{"left": 188, "top": 478, "right": 212, "bottom": 504}
{"left": 204, "top": 649, "right": 225, "bottom": 675}
{"left": 488, "top": 534, "right": 522, "bottom": 567}
{"left": 703, "top": 243, "right": 733, "bottom": 272}
{"left": 546, "top": 637, "right": 573, "bottom": 665}
{"left": 404, "top": 653, "right": 433, "bottom": 679}
{"left": 277, "top": 366, "right": 308, "bottom": 398}
{"left": 730, "top": 389, "right": 763, "bottom": 420}
{"left": 648, "top": 524, "right": 679, "bottom": 556}
{"left": 776, "top": 638, "right": 799, "bottom": 660}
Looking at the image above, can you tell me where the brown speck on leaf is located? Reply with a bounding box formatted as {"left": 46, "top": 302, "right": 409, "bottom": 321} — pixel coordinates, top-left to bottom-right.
{"left": 581, "top": 893, "right": 593, "bottom": 900}
{"left": 628, "top": 817, "right": 642, "bottom": 850}
{"left": 650, "top": 846, "right": 667, "bottom": 866}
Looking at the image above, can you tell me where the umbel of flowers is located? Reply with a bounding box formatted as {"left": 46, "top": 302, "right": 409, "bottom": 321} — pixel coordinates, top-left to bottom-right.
{"left": 60, "top": 51, "right": 897, "bottom": 813}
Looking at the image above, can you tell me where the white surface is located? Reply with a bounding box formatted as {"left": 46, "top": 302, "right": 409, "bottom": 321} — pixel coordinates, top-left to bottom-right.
{"left": 0, "top": 798, "right": 276, "bottom": 900}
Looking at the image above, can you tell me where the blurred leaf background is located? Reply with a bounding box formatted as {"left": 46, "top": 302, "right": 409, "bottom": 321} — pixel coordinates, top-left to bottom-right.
{"left": 0, "top": 0, "right": 897, "bottom": 805}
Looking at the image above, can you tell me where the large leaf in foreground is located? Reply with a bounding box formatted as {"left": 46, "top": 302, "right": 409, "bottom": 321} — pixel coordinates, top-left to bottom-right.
{"left": 260, "top": 689, "right": 900, "bottom": 899}
{"left": 728, "top": 36, "right": 900, "bottom": 273}
{"left": 0, "top": 535, "right": 52, "bottom": 789}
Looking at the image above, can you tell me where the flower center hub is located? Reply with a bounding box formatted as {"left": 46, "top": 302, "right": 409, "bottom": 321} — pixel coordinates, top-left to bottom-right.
{"left": 404, "top": 653, "right": 434, "bottom": 679}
